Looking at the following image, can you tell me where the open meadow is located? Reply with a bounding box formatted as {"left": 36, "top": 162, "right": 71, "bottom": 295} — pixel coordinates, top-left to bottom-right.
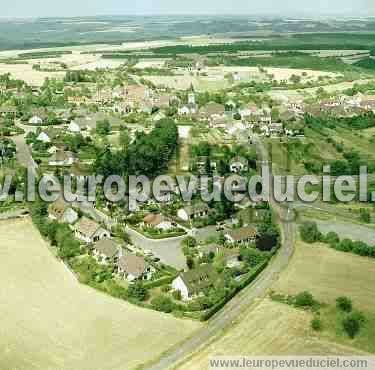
{"left": 0, "top": 218, "right": 200, "bottom": 370}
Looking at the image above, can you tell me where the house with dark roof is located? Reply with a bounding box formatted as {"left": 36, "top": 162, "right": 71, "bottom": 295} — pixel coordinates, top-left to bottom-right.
{"left": 171, "top": 264, "right": 218, "bottom": 300}
{"left": 93, "top": 238, "right": 119, "bottom": 265}
{"left": 118, "top": 253, "right": 155, "bottom": 282}
{"left": 225, "top": 226, "right": 257, "bottom": 245}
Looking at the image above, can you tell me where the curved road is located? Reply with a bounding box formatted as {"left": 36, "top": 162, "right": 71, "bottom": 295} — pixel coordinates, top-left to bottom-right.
{"left": 143, "top": 136, "right": 295, "bottom": 370}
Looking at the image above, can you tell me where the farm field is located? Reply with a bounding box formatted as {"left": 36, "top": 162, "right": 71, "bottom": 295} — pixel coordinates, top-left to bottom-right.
{"left": 272, "top": 240, "right": 375, "bottom": 311}
{"left": 143, "top": 66, "right": 340, "bottom": 91}
{"left": 268, "top": 78, "right": 375, "bottom": 100}
{"left": 0, "top": 218, "right": 200, "bottom": 370}
{"left": 0, "top": 63, "right": 65, "bottom": 86}
{"left": 177, "top": 299, "right": 365, "bottom": 370}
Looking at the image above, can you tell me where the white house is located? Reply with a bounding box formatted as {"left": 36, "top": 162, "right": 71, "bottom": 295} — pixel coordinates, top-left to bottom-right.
{"left": 67, "top": 120, "right": 81, "bottom": 133}
{"left": 229, "top": 156, "right": 248, "bottom": 173}
{"left": 48, "top": 150, "right": 76, "bottom": 167}
{"left": 29, "top": 115, "right": 43, "bottom": 125}
{"left": 172, "top": 264, "right": 217, "bottom": 300}
{"left": 177, "top": 203, "right": 209, "bottom": 222}
{"left": 36, "top": 132, "right": 51, "bottom": 143}
{"left": 74, "top": 217, "right": 111, "bottom": 243}
{"left": 178, "top": 103, "right": 197, "bottom": 116}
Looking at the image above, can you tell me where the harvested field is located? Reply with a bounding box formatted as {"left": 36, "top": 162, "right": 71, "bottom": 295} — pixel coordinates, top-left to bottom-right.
{"left": 177, "top": 299, "right": 364, "bottom": 370}
{"left": 0, "top": 218, "right": 200, "bottom": 370}
{"left": 272, "top": 240, "right": 375, "bottom": 311}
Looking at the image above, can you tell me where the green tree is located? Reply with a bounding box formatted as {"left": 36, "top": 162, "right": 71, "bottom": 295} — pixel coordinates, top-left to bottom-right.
{"left": 311, "top": 317, "right": 322, "bottom": 331}
{"left": 96, "top": 119, "right": 111, "bottom": 136}
{"left": 342, "top": 314, "right": 361, "bottom": 339}
{"left": 336, "top": 296, "right": 352, "bottom": 313}
{"left": 151, "top": 295, "right": 175, "bottom": 313}
{"left": 299, "top": 222, "right": 321, "bottom": 243}
{"left": 294, "top": 291, "right": 315, "bottom": 308}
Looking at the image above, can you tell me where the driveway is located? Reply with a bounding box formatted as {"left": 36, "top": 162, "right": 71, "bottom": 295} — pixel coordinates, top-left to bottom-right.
{"left": 126, "top": 226, "right": 187, "bottom": 270}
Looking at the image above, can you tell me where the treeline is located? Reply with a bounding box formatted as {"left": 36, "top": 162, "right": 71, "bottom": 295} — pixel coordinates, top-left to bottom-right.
{"left": 17, "top": 50, "right": 72, "bottom": 59}
{"left": 300, "top": 221, "right": 375, "bottom": 258}
{"left": 354, "top": 57, "right": 375, "bottom": 70}
{"left": 214, "top": 54, "right": 353, "bottom": 73}
{"left": 64, "top": 71, "right": 98, "bottom": 83}
{"left": 149, "top": 36, "right": 375, "bottom": 55}
{"left": 93, "top": 118, "right": 178, "bottom": 178}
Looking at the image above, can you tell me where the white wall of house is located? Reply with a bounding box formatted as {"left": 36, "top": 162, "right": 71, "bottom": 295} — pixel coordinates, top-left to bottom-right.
{"left": 172, "top": 276, "right": 190, "bottom": 300}
{"left": 177, "top": 209, "right": 189, "bottom": 222}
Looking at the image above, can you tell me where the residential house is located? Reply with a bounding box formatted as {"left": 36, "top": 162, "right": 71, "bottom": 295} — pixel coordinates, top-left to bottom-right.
{"left": 118, "top": 253, "right": 155, "bottom": 282}
{"left": 93, "top": 238, "right": 119, "bottom": 265}
{"left": 172, "top": 264, "right": 218, "bottom": 300}
{"left": 125, "top": 85, "right": 151, "bottom": 104}
{"left": 198, "top": 244, "right": 220, "bottom": 258}
{"left": 269, "top": 122, "right": 284, "bottom": 136}
{"left": 143, "top": 213, "right": 174, "bottom": 231}
{"left": 93, "top": 89, "right": 113, "bottom": 105}
{"left": 36, "top": 131, "right": 51, "bottom": 143}
{"left": 178, "top": 103, "right": 197, "bottom": 116}
{"left": 29, "top": 115, "right": 43, "bottom": 125}
{"left": 74, "top": 217, "right": 111, "bottom": 243}
{"left": 48, "top": 150, "right": 76, "bottom": 167}
{"left": 239, "top": 103, "right": 258, "bottom": 119}
{"left": 0, "top": 106, "right": 17, "bottom": 117}
{"left": 199, "top": 102, "right": 225, "bottom": 120}
{"left": 223, "top": 248, "right": 241, "bottom": 268}
{"left": 177, "top": 203, "right": 209, "bottom": 222}
{"left": 154, "top": 93, "right": 172, "bottom": 109}
{"left": 225, "top": 226, "right": 257, "bottom": 245}
{"left": 229, "top": 156, "right": 248, "bottom": 173}
{"left": 67, "top": 120, "right": 81, "bottom": 133}
{"left": 48, "top": 198, "right": 78, "bottom": 224}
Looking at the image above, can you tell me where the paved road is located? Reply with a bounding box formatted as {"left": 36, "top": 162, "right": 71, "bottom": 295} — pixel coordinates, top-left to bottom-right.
{"left": 144, "top": 136, "right": 295, "bottom": 370}
{"left": 11, "top": 134, "right": 38, "bottom": 172}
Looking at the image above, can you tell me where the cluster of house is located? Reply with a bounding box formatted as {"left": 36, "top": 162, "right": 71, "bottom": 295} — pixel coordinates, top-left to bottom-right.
{"left": 48, "top": 199, "right": 155, "bottom": 282}
{"left": 171, "top": 225, "right": 257, "bottom": 300}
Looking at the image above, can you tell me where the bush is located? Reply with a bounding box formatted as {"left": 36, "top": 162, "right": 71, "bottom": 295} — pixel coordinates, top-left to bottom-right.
{"left": 294, "top": 291, "right": 315, "bottom": 308}
{"left": 324, "top": 232, "right": 339, "bottom": 246}
{"left": 311, "top": 317, "right": 322, "bottom": 331}
{"left": 172, "top": 290, "right": 182, "bottom": 301}
{"left": 299, "top": 222, "right": 321, "bottom": 243}
{"left": 342, "top": 314, "right": 361, "bottom": 339}
{"left": 336, "top": 296, "right": 352, "bottom": 313}
{"left": 151, "top": 295, "right": 175, "bottom": 313}
{"left": 128, "top": 282, "right": 148, "bottom": 301}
